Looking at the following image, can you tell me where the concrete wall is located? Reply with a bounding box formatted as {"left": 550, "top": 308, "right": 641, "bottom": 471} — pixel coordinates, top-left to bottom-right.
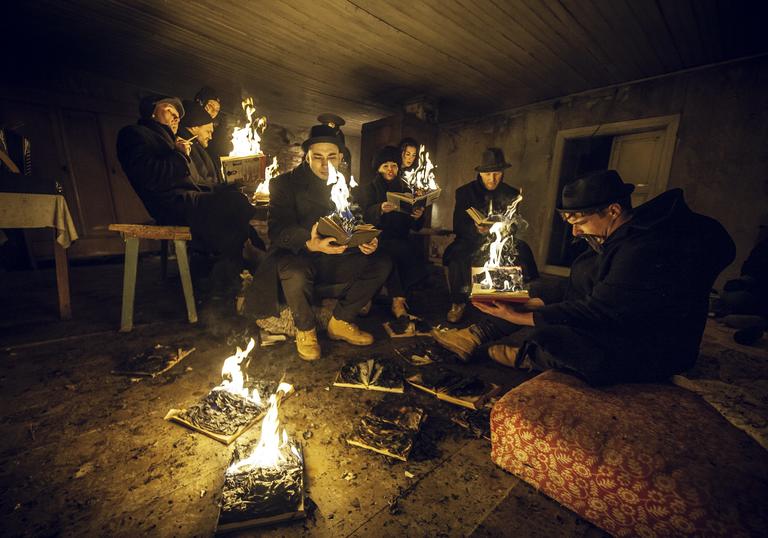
{"left": 433, "top": 55, "right": 768, "bottom": 283}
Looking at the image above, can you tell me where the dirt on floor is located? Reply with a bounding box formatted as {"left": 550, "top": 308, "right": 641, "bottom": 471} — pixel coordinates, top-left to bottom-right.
{"left": 0, "top": 257, "right": 613, "bottom": 537}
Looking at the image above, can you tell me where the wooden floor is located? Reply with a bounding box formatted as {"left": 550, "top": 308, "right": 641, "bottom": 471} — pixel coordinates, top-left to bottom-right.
{"left": 5, "top": 257, "right": 760, "bottom": 537}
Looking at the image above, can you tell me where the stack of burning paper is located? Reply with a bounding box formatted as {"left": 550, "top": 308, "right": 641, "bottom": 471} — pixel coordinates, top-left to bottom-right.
{"left": 217, "top": 391, "right": 305, "bottom": 532}
{"left": 470, "top": 192, "right": 530, "bottom": 303}
{"left": 347, "top": 403, "right": 426, "bottom": 461}
{"left": 221, "top": 97, "right": 267, "bottom": 185}
{"left": 165, "top": 338, "right": 294, "bottom": 444}
{"left": 317, "top": 162, "right": 380, "bottom": 247}
{"left": 333, "top": 357, "right": 404, "bottom": 393}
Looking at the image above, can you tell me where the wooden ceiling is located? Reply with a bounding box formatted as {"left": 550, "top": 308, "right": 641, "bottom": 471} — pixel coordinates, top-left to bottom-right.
{"left": 9, "top": 0, "right": 768, "bottom": 130}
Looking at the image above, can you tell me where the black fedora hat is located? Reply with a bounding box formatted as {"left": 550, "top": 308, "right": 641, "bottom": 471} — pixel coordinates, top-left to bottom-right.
{"left": 556, "top": 170, "right": 635, "bottom": 213}
{"left": 475, "top": 147, "right": 512, "bottom": 172}
{"left": 302, "top": 122, "right": 346, "bottom": 152}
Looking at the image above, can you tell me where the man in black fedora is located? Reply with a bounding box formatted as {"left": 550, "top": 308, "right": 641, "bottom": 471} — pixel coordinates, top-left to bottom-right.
{"left": 441, "top": 147, "right": 539, "bottom": 324}
{"left": 450, "top": 169, "right": 735, "bottom": 385}
{"left": 241, "top": 119, "right": 390, "bottom": 361}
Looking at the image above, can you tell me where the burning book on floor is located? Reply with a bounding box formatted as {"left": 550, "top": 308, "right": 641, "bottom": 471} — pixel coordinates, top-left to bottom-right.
{"left": 216, "top": 391, "right": 305, "bottom": 533}
{"left": 111, "top": 344, "right": 195, "bottom": 377}
{"left": 316, "top": 214, "right": 380, "bottom": 248}
{"left": 165, "top": 339, "right": 294, "bottom": 444}
{"left": 333, "top": 357, "right": 404, "bottom": 393}
{"left": 470, "top": 266, "right": 530, "bottom": 303}
{"left": 393, "top": 341, "right": 452, "bottom": 366}
{"left": 407, "top": 367, "right": 501, "bottom": 410}
{"left": 347, "top": 403, "right": 426, "bottom": 461}
{"left": 383, "top": 316, "right": 431, "bottom": 338}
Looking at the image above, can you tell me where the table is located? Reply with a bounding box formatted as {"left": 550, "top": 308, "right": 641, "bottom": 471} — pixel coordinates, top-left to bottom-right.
{"left": 0, "top": 192, "right": 78, "bottom": 319}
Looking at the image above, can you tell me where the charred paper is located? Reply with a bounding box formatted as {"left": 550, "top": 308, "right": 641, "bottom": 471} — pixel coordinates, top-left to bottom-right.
{"left": 111, "top": 343, "right": 195, "bottom": 377}
{"left": 334, "top": 357, "right": 404, "bottom": 393}
{"left": 347, "top": 403, "right": 426, "bottom": 461}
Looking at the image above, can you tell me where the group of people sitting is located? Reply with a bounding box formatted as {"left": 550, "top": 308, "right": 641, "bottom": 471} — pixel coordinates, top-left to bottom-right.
{"left": 117, "top": 95, "right": 738, "bottom": 386}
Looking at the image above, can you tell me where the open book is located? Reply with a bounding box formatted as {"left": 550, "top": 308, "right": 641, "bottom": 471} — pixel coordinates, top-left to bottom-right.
{"left": 466, "top": 207, "right": 502, "bottom": 227}
{"left": 316, "top": 214, "right": 380, "bottom": 248}
{"left": 470, "top": 284, "right": 530, "bottom": 303}
{"left": 386, "top": 187, "right": 441, "bottom": 214}
{"left": 470, "top": 266, "right": 530, "bottom": 303}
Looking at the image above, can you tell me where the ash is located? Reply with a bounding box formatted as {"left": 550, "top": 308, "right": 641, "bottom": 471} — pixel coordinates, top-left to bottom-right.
{"left": 220, "top": 441, "right": 304, "bottom": 523}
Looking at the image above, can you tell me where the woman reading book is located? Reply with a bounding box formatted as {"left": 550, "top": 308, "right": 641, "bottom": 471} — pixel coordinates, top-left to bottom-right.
{"left": 359, "top": 145, "right": 430, "bottom": 319}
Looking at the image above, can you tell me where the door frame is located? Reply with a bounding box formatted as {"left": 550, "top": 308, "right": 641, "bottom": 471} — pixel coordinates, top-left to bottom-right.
{"left": 541, "top": 114, "right": 680, "bottom": 276}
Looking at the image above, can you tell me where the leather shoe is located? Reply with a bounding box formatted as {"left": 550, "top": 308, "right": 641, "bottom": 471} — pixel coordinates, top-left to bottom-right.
{"left": 327, "top": 316, "right": 374, "bottom": 346}
{"left": 392, "top": 297, "right": 409, "bottom": 319}
{"left": 431, "top": 325, "right": 481, "bottom": 361}
{"left": 295, "top": 328, "right": 321, "bottom": 361}
{"left": 447, "top": 303, "right": 466, "bottom": 323}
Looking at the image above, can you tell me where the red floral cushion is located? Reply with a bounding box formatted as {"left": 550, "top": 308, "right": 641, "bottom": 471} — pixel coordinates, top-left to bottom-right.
{"left": 491, "top": 370, "right": 768, "bottom": 537}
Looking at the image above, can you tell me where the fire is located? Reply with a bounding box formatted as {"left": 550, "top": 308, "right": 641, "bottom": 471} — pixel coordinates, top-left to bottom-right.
{"left": 255, "top": 156, "right": 279, "bottom": 197}
{"left": 216, "top": 338, "right": 262, "bottom": 404}
{"left": 327, "top": 161, "right": 357, "bottom": 224}
{"left": 229, "top": 97, "right": 267, "bottom": 157}
{"left": 402, "top": 145, "right": 438, "bottom": 194}
{"left": 226, "top": 383, "right": 298, "bottom": 473}
{"left": 481, "top": 192, "right": 525, "bottom": 291}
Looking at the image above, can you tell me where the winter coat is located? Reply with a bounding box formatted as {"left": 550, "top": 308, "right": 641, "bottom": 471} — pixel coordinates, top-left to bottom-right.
{"left": 243, "top": 162, "right": 341, "bottom": 318}
{"left": 358, "top": 175, "right": 425, "bottom": 240}
{"left": 533, "top": 188, "right": 735, "bottom": 380}
{"left": 116, "top": 118, "right": 204, "bottom": 224}
{"left": 180, "top": 126, "right": 222, "bottom": 185}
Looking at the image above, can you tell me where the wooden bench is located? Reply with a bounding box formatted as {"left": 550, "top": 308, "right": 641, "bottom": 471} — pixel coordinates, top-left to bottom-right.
{"left": 108, "top": 224, "right": 197, "bottom": 332}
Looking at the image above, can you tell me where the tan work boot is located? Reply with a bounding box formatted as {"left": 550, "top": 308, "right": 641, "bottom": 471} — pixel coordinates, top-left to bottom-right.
{"left": 431, "top": 325, "right": 481, "bottom": 361}
{"left": 295, "top": 328, "right": 321, "bottom": 361}
{"left": 327, "top": 316, "right": 374, "bottom": 346}
{"left": 488, "top": 345, "right": 533, "bottom": 370}
{"left": 446, "top": 303, "right": 466, "bottom": 323}
{"left": 392, "top": 297, "right": 408, "bottom": 319}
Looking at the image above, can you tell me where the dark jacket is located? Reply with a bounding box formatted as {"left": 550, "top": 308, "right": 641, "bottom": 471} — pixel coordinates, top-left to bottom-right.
{"left": 116, "top": 118, "right": 201, "bottom": 224}
{"left": 244, "top": 162, "right": 339, "bottom": 318}
{"left": 533, "top": 189, "right": 736, "bottom": 379}
{"left": 181, "top": 127, "right": 222, "bottom": 185}
{"left": 359, "top": 175, "right": 424, "bottom": 240}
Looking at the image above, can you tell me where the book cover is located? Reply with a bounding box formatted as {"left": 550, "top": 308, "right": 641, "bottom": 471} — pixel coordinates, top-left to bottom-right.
{"left": 386, "top": 187, "right": 441, "bottom": 214}
{"left": 465, "top": 207, "right": 501, "bottom": 227}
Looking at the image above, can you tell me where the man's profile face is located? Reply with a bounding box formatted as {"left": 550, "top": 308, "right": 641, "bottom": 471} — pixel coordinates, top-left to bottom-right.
{"left": 153, "top": 103, "right": 180, "bottom": 134}
{"left": 189, "top": 123, "right": 214, "bottom": 148}
{"left": 401, "top": 145, "right": 418, "bottom": 168}
{"left": 306, "top": 142, "right": 341, "bottom": 180}
{"left": 563, "top": 206, "right": 619, "bottom": 240}
{"left": 204, "top": 99, "right": 220, "bottom": 119}
{"left": 378, "top": 161, "right": 399, "bottom": 181}
{"left": 480, "top": 171, "right": 503, "bottom": 191}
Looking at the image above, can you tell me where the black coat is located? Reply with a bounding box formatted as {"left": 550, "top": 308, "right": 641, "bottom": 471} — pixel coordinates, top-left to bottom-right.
{"left": 358, "top": 175, "right": 424, "bottom": 240}
{"left": 116, "top": 118, "right": 203, "bottom": 224}
{"left": 181, "top": 127, "right": 222, "bottom": 185}
{"left": 533, "top": 188, "right": 735, "bottom": 379}
{"left": 243, "top": 162, "right": 340, "bottom": 318}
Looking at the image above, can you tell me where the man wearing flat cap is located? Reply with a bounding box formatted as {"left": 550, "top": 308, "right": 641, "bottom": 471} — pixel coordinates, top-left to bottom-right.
{"left": 442, "top": 148, "right": 539, "bottom": 324}
{"left": 117, "top": 95, "right": 262, "bottom": 295}
{"left": 242, "top": 119, "right": 390, "bottom": 361}
{"left": 439, "top": 170, "right": 735, "bottom": 385}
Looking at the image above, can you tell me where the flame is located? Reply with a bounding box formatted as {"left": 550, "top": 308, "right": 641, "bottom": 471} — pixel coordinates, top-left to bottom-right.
{"left": 326, "top": 162, "right": 356, "bottom": 223}
{"left": 229, "top": 97, "right": 267, "bottom": 157}
{"left": 216, "top": 338, "right": 262, "bottom": 404}
{"left": 226, "top": 382, "right": 296, "bottom": 473}
{"left": 402, "top": 145, "right": 438, "bottom": 193}
{"left": 255, "top": 156, "right": 279, "bottom": 197}
{"left": 481, "top": 191, "right": 525, "bottom": 291}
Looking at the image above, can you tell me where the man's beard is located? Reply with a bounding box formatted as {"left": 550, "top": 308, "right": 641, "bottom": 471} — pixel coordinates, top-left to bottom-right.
{"left": 575, "top": 234, "right": 605, "bottom": 253}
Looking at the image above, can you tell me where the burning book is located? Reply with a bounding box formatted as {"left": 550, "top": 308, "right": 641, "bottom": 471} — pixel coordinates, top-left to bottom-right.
{"left": 165, "top": 339, "right": 294, "bottom": 444}
{"left": 333, "top": 357, "right": 404, "bottom": 393}
{"left": 251, "top": 156, "right": 279, "bottom": 205}
{"left": 401, "top": 144, "right": 441, "bottom": 204}
{"left": 111, "top": 343, "right": 195, "bottom": 377}
{"left": 347, "top": 403, "right": 426, "bottom": 461}
{"left": 222, "top": 97, "right": 267, "bottom": 186}
{"left": 470, "top": 266, "right": 530, "bottom": 303}
{"left": 216, "top": 391, "right": 305, "bottom": 532}
{"left": 316, "top": 214, "right": 380, "bottom": 248}
{"left": 466, "top": 206, "right": 502, "bottom": 227}
{"left": 385, "top": 188, "right": 441, "bottom": 214}
{"left": 382, "top": 315, "right": 431, "bottom": 338}
{"left": 407, "top": 367, "right": 500, "bottom": 410}
{"left": 393, "top": 341, "right": 453, "bottom": 366}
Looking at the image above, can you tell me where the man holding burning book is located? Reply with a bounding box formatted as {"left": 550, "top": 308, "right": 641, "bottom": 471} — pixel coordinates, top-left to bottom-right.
{"left": 242, "top": 120, "right": 390, "bottom": 361}
{"left": 442, "top": 148, "right": 538, "bottom": 323}
{"left": 437, "top": 170, "right": 735, "bottom": 385}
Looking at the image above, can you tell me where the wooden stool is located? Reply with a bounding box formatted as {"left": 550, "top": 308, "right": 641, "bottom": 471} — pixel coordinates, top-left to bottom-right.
{"left": 108, "top": 224, "right": 198, "bottom": 332}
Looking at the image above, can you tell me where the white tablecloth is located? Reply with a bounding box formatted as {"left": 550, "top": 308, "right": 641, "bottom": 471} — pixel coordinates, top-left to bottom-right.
{"left": 0, "top": 192, "right": 79, "bottom": 248}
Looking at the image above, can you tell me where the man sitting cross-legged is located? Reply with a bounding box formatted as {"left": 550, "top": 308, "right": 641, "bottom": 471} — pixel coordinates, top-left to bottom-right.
{"left": 242, "top": 120, "right": 391, "bottom": 361}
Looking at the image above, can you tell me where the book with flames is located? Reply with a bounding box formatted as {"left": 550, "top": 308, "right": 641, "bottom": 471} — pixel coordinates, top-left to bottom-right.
{"left": 465, "top": 207, "right": 502, "bottom": 228}
{"left": 469, "top": 266, "right": 530, "bottom": 303}
{"left": 386, "top": 188, "right": 442, "bottom": 214}
{"left": 316, "top": 214, "right": 380, "bottom": 248}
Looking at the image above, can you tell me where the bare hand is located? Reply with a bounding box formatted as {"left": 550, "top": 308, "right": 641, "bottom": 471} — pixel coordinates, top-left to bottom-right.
{"left": 524, "top": 297, "right": 545, "bottom": 310}
{"left": 411, "top": 207, "right": 425, "bottom": 219}
{"left": 306, "top": 223, "right": 347, "bottom": 254}
{"left": 475, "top": 223, "right": 490, "bottom": 235}
{"left": 381, "top": 202, "right": 396, "bottom": 214}
{"left": 471, "top": 300, "right": 536, "bottom": 326}
{"left": 175, "top": 138, "right": 192, "bottom": 156}
{"left": 359, "top": 236, "right": 378, "bottom": 255}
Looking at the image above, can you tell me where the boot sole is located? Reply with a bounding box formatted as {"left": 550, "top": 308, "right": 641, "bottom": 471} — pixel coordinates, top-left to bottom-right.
{"left": 327, "top": 333, "right": 373, "bottom": 346}
{"left": 297, "top": 348, "right": 321, "bottom": 361}
{"left": 431, "top": 329, "right": 471, "bottom": 361}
